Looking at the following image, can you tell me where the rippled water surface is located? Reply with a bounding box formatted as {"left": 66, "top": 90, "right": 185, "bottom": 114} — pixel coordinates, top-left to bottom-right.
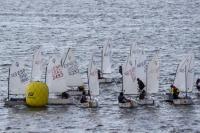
{"left": 0, "top": 0, "right": 200, "bottom": 132}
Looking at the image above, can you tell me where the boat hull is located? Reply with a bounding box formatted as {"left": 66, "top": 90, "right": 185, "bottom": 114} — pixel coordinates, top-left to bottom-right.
{"left": 137, "top": 98, "right": 154, "bottom": 105}
{"left": 4, "top": 99, "right": 26, "bottom": 106}
{"left": 173, "top": 98, "right": 193, "bottom": 105}
{"left": 165, "top": 93, "right": 193, "bottom": 105}
{"left": 99, "top": 78, "right": 113, "bottom": 84}
{"left": 118, "top": 100, "right": 137, "bottom": 108}
{"left": 80, "top": 99, "right": 98, "bottom": 108}
{"left": 48, "top": 98, "right": 73, "bottom": 105}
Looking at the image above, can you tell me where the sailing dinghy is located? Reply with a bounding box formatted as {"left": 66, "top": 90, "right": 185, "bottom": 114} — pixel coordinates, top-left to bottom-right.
{"left": 81, "top": 56, "right": 99, "bottom": 108}
{"left": 166, "top": 54, "right": 194, "bottom": 105}
{"left": 4, "top": 61, "right": 29, "bottom": 106}
{"left": 137, "top": 54, "right": 160, "bottom": 105}
{"left": 47, "top": 48, "right": 85, "bottom": 105}
{"left": 118, "top": 55, "right": 138, "bottom": 108}
{"left": 5, "top": 47, "right": 44, "bottom": 106}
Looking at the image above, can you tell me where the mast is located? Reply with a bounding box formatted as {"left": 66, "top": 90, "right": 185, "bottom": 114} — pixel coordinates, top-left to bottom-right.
{"left": 101, "top": 46, "right": 103, "bottom": 75}
{"left": 146, "top": 62, "right": 148, "bottom": 94}
{"left": 61, "top": 48, "right": 70, "bottom": 67}
{"left": 30, "top": 52, "right": 34, "bottom": 81}
{"left": 7, "top": 67, "right": 10, "bottom": 100}
{"left": 173, "top": 64, "right": 180, "bottom": 85}
{"left": 122, "top": 65, "right": 124, "bottom": 92}
{"left": 44, "top": 65, "right": 48, "bottom": 83}
{"left": 88, "top": 58, "right": 93, "bottom": 100}
{"left": 185, "top": 64, "right": 188, "bottom": 98}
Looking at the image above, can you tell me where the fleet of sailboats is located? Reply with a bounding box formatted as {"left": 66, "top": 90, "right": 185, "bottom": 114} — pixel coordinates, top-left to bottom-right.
{"left": 4, "top": 45, "right": 197, "bottom": 108}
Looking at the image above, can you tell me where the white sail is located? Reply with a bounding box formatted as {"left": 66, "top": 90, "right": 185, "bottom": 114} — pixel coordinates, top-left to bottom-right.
{"left": 31, "top": 47, "right": 45, "bottom": 81}
{"left": 123, "top": 55, "right": 138, "bottom": 95}
{"left": 136, "top": 50, "right": 147, "bottom": 84}
{"left": 146, "top": 54, "right": 160, "bottom": 93}
{"left": 130, "top": 44, "right": 146, "bottom": 84}
{"left": 88, "top": 57, "right": 99, "bottom": 96}
{"left": 9, "top": 61, "right": 29, "bottom": 95}
{"left": 46, "top": 56, "right": 69, "bottom": 93}
{"left": 102, "top": 43, "right": 112, "bottom": 74}
{"left": 186, "top": 54, "right": 194, "bottom": 92}
{"left": 61, "top": 48, "right": 84, "bottom": 87}
{"left": 174, "top": 56, "right": 188, "bottom": 92}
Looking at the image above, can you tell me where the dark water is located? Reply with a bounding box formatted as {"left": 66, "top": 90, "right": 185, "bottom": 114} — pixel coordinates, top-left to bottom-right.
{"left": 0, "top": 0, "right": 200, "bottom": 132}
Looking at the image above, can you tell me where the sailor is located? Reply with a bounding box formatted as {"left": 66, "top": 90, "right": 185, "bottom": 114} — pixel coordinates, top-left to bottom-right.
{"left": 118, "top": 92, "right": 130, "bottom": 103}
{"left": 61, "top": 92, "right": 69, "bottom": 99}
{"left": 137, "top": 78, "right": 146, "bottom": 100}
{"left": 170, "top": 85, "right": 180, "bottom": 99}
{"left": 80, "top": 91, "right": 88, "bottom": 103}
{"left": 78, "top": 85, "right": 85, "bottom": 92}
{"left": 196, "top": 78, "right": 200, "bottom": 91}
{"left": 119, "top": 65, "right": 122, "bottom": 75}
{"left": 97, "top": 69, "right": 102, "bottom": 79}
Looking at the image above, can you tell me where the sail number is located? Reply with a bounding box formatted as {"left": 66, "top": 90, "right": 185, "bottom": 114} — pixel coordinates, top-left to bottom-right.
{"left": 52, "top": 65, "right": 63, "bottom": 80}
{"left": 11, "top": 69, "right": 29, "bottom": 83}
{"left": 63, "top": 62, "right": 79, "bottom": 75}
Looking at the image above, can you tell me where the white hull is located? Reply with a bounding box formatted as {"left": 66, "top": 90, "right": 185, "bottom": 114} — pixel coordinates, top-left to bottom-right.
{"left": 4, "top": 99, "right": 25, "bottom": 106}
{"left": 118, "top": 100, "right": 137, "bottom": 108}
{"left": 4, "top": 97, "right": 76, "bottom": 106}
{"left": 99, "top": 78, "right": 113, "bottom": 84}
{"left": 66, "top": 90, "right": 86, "bottom": 96}
{"left": 80, "top": 99, "right": 98, "bottom": 108}
{"left": 48, "top": 98, "right": 73, "bottom": 105}
{"left": 137, "top": 98, "right": 154, "bottom": 105}
{"left": 173, "top": 98, "right": 193, "bottom": 105}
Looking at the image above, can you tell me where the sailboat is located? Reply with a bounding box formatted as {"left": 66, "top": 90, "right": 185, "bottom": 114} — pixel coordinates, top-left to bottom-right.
{"left": 46, "top": 48, "right": 85, "bottom": 105}
{"left": 4, "top": 60, "right": 29, "bottom": 106}
{"left": 5, "top": 47, "right": 44, "bottom": 106}
{"left": 98, "top": 43, "right": 113, "bottom": 83}
{"left": 118, "top": 55, "right": 138, "bottom": 108}
{"left": 81, "top": 56, "right": 99, "bottom": 108}
{"left": 137, "top": 54, "right": 160, "bottom": 105}
{"left": 46, "top": 55, "right": 73, "bottom": 105}
{"left": 167, "top": 54, "right": 194, "bottom": 105}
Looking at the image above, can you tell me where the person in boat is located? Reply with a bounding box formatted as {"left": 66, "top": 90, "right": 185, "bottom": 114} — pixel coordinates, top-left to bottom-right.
{"left": 80, "top": 91, "right": 88, "bottom": 103}
{"left": 78, "top": 85, "right": 85, "bottom": 92}
{"left": 97, "top": 69, "right": 102, "bottom": 79}
{"left": 170, "top": 85, "right": 180, "bottom": 99}
{"left": 196, "top": 78, "right": 200, "bottom": 91}
{"left": 119, "top": 65, "right": 122, "bottom": 75}
{"left": 118, "top": 92, "right": 131, "bottom": 103}
{"left": 137, "top": 78, "right": 146, "bottom": 100}
{"left": 61, "top": 92, "right": 69, "bottom": 99}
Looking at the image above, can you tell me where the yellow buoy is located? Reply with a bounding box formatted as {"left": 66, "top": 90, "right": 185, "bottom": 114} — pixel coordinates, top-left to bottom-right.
{"left": 25, "top": 81, "right": 49, "bottom": 107}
